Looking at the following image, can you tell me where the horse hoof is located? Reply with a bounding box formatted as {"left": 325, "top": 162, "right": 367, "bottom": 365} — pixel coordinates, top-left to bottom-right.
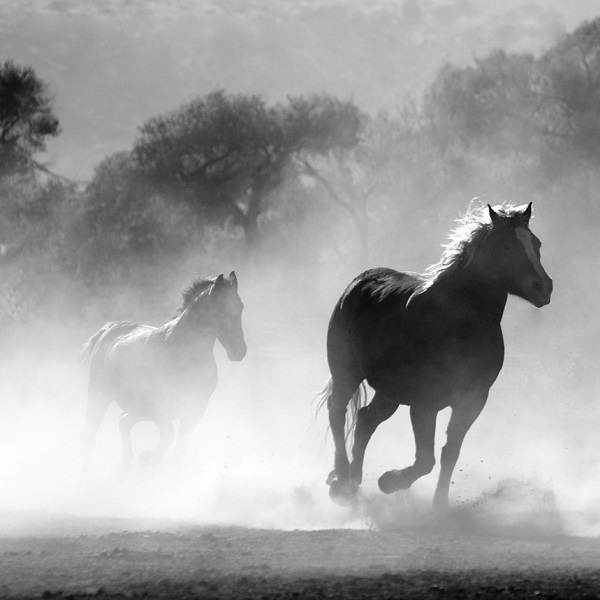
{"left": 378, "top": 470, "right": 410, "bottom": 494}
{"left": 329, "top": 478, "right": 360, "bottom": 505}
{"left": 432, "top": 496, "right": 451, "bottom": 516}
{"left": 326, "top": 470, "right": 336, "bottom": 486}
{"left": 138, "top": 451, "right": 162, "bottom": 468}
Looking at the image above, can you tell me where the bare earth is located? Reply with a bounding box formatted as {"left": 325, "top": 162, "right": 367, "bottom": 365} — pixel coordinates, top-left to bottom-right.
{"left": 1, "top": 513, "right": 600, "bottom": 599}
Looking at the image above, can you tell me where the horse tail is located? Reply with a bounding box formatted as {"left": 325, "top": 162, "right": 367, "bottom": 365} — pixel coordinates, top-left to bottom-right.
{"left": 314, "top": 378, "right": 368, "bottom": 441}
{"left": 313, "top": 378, "right": 333, "bottom": 416}
{"left": 346, "top": 382, "right": 368, "bottom": 441}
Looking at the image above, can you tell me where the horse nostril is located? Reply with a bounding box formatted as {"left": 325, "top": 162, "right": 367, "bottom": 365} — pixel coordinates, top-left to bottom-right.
{"left": 532, "top": 280, "right": 543, "bottom": 293}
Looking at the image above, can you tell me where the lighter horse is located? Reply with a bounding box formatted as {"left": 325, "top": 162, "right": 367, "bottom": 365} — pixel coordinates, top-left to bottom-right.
{"left": 81, "top": 272, "right": 246, "bottom": 474}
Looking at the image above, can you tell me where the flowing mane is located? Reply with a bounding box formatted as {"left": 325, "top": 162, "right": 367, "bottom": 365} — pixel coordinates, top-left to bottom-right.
{"left": 176, "top": 276, "right": 216, "bottom": 314}
{"left": 421, "top": 202, "right": 526, "bottom": 291}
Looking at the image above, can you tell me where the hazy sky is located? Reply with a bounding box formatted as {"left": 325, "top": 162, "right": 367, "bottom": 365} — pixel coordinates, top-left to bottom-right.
{"left": 1, "top": 0, "right": 599, "bottom": 179}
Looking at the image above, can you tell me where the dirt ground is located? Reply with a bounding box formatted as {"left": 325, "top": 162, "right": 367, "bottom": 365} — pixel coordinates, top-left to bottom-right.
{"left": 0, "top": 512, "right": 599, "bottom": 600}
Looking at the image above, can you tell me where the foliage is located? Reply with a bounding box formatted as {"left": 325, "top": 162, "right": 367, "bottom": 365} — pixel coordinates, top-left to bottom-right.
{"left": 536, "top": 19, "right": 600, "bottom": 160}
{"left": 291, "top": 108, "right": 406, "bottom": 265}
{"left": 423, "top": 17, "right": 600, "bottom": 168}
{"left": 0, "top": 61, "right": 60, "bottom": 178}
{"left": 0, "top": 173, "right": 76, "bottom": 255}
{"left": 66, "top": 151, "right": 202, "bottom": 285}
{"left": 132, "top": 90, "right": 363, "bottom": 250}
{"left": 423, "top": 50, "right": 541, "bottom": 156}
{"left": 0, "top": 172, "right": 80, "bottom": 327}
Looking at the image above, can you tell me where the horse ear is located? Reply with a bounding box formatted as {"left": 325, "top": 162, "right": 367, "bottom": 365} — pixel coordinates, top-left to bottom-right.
{"left": 521, "top": 201, "right": 532, "bottom": 223}
{"left": 488, "top": 204, "right": 501, "bottom": 225}
{"left": 212, "top": 274, "right": 225, "bottom": 293}
{"left": 228, "top": 271, "right": 238, "bottom": 290}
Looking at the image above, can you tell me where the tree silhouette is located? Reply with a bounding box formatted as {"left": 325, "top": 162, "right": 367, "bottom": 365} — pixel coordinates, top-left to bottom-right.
{"left": 536, "top": 18, "right": 600, "bottom": 159}
{"left": 132, "top": 90, "right": 362, "bottom": 251}
{"left": 0, "top": 61, "right": 60, "bottom": 178}
{"left": 422, "top": 18, "right": 600, "bottom": 165}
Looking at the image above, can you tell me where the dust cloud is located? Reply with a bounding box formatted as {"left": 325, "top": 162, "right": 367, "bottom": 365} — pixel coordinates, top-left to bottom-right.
{"left": 0, "top": 242, "right": 599, "bottom": 540}
{"left": 0, "top": 264, "right": 362, "bottom": 533}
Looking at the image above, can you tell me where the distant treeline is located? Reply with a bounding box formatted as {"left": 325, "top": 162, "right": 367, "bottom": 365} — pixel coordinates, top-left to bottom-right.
{"left": 1, "top": 18, "right": 599, "bottom": 324}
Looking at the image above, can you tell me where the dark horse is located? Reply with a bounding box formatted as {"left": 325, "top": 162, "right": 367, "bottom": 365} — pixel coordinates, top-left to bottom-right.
{"left": 81, "top": 272, "right": 246, "bottom": 474}
{"left": 320, "top": 203, "right": 552, "bottom": 512}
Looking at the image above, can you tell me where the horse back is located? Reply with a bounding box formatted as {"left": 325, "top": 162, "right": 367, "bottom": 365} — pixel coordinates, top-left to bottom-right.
{"left": 85, "top": 319, "right": 217, "bottom": 418}
{"left": 336, "top": 268, "right": 422, "bottom": 315}
{"left": 328, "top": 267, "right": 504, "bottom": 401}
{"left": 83, "top": 321, "right": 152, "bottom": 372}
{"left": 327, "top": 268, "right": 422, "bottom": 375}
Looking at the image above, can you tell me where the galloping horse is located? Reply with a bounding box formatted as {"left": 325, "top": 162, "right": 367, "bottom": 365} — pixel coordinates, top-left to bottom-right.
{"left": 81, "top": 272, "right": 246, "bottom": 474}
{"left": 319, "top": 203, "right": 552, "bottom": 512}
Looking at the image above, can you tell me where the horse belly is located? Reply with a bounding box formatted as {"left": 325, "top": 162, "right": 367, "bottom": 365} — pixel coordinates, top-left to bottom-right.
{"left": 106, "top": 356, "right": 218, "bottom": 421}
{"left": 365, "top": 339, "right": 503, "bottom": 407}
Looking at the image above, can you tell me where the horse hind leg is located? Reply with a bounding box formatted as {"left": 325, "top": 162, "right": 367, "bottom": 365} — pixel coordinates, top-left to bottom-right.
{"left": 326, "top": 376, "right": 363, "bottom": 503}
{"left": 349, "top": 392, "right": 399, "bottom": 485}
{"left": 138, "top": 417, "right": 175, "bottom": 468}
{"left": 118, "top": 412, "right": 137, "bottom": 477}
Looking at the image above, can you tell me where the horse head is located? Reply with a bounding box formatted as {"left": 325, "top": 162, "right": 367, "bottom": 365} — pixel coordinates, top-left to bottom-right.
{"left": 483, "top": 202, "right": 552, "bottom": 307}
{"left": 210, "top": 272, "right": 247, "bottom": 361}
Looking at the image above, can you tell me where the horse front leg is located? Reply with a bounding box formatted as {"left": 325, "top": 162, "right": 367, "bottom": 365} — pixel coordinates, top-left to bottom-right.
{"left": 378, "top": 403, "right": 437, "bottom": 494}
{"left": 118, "top": 412, "right": 136, "bottom": 477}
{"left": 173, "top": 415, "right": 202, "bottom": 465}
{"left": 349, "top": 392, "right": 398, "bottom": 485}
{"left": 138, "top": 417, "right": 176, "bottom": 467}
{"left": 173, "top": 393, "right": 211, "bottom": 465}
{"left": 433, "top": 396, "right": 486, "bottom": 513}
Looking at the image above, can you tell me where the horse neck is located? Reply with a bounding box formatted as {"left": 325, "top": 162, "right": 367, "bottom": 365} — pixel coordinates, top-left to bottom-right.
{"left": 163, "top": 303, "right": 217, "bottom": 352}
{"left": 431, "top": 266, "right": 508, "bottom": 324}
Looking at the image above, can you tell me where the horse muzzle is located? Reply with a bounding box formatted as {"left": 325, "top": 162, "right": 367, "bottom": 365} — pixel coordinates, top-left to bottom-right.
{"left": 226, "top": 342, "right": 247, "bottom": 361}
{"left": 529, "top": 275, "right": 553, "bottom": 308}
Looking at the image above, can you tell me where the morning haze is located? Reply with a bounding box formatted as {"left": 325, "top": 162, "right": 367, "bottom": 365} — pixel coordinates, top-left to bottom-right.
{"left": 1, "top": 1, "right": 600, "bottom": 597}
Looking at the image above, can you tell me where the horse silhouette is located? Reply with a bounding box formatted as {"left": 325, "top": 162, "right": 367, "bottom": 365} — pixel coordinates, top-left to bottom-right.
{"left": 319, "top": 203, "right": 552, "bottom": 512}
{"left": 81, "top": 272, "right": 246, "bottom": 475}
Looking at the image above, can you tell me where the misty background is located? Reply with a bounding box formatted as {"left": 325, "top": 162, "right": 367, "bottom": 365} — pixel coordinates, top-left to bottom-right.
{"left": 0, "top": 0, "right": 600, "bottom": 535}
